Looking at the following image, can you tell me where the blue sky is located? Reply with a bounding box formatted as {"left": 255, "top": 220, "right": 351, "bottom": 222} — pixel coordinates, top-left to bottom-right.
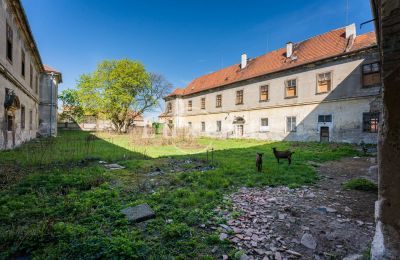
{"left": 21, "top": 0, "right": 374, "bottom": 121}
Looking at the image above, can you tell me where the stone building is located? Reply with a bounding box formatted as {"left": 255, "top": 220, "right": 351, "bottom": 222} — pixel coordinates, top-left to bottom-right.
{"left": 0, "top": 0, "right": 61, "bottom": 149}
{"left": 162, "top": 24, "right": 381, "bottom": 143}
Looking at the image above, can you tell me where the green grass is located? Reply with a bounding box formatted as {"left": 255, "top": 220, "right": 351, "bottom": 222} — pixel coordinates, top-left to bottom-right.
{"left": 343, "top": 178, "right": 378, "bottom": 192}
{"left": 0, "top": 130, "right": 361, "bottom": 259}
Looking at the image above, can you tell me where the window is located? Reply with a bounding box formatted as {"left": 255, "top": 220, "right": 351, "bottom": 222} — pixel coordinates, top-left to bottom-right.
{"left": 7, "top": 115, "right": 14, "bottom": 131}
{"left": 285, "top": 79, "right": 297, "bottom": 98}
{"left": 286, "top": 116, "right": 296, "bottom": 132}
{"left": 29, "top": 110, "right": 33, "bottom": 130}
{"left": 318, "top": 115, "right": 332, "bottom": 123}
{"left": 260, "top": 85, "right": 269, "bottom": 101}
{"left": 236, "top": 125, "right": 244, "bottom": 136}
{"left": 6, "top": 23, "right": 13, "bottom": 62}
{"left": 363, "top": 112, "right": 379, "bottom": 133}
{"left": 362, "top": 62, "right": 381, "bottom": 87}
{"left": 21, "top": 49, "right": 25, "bottom": 77}
{"left": 260, "top": 118, "right": 269, "bottom": 132}
{"left": 188, "top": 100, "right": 192, "bottom": 111}
{"left": 30, "top": 64, "right": 33, "bottom": 89}
{"left": 35, "top": 75, "right": 39, "bottom": 94}
{"left": 236, "top": 90, "right": 243, "bottom": 105}
{"left": 201, "top": 122, "right": 205, "bottom": 132}
{"left": 21, "top": 105, "right": 25, "bottom": 129}
{"left": 201, "top": 97, "right": 206, "bottom": 109}
{"left": 167, "top": 102, "right": 172, "bottom": 113}
{"left": 188, "top": 122, "right": 192, "bottom": 128}
{"left": 216, "top": 121, "right": 221, "bottom": 132}
{"left": 317, "top": 72, "right": 332, "bottom": 93}
{"left": 216, "top": 94, "right": 222, "bottom": 108}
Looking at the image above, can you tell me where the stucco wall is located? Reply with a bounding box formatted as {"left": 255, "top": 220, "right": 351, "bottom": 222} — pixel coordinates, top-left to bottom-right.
{"left": 0, "top": 75, "right": 39, "bottom": 149}
{"left": 165, "top": 50, "right": 381, "bottom": 143}
{"left": 180, "top": 98, "right": 378, "bottom": 143}
{"left": 0, "top": 0, "right": 42, "bottom": 149}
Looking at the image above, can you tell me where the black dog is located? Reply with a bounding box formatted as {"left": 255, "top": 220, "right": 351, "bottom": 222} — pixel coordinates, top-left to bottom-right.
{"left": 272, "top": 148, "right": 295, "bottom": 165}
{"left": 256, "top": 153, "right": 264, "bottom": 172}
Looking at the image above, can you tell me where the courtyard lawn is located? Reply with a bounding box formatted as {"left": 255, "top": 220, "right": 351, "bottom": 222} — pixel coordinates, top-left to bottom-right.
{"left": 0, "top": 131, "right": 361, "bottom": 259}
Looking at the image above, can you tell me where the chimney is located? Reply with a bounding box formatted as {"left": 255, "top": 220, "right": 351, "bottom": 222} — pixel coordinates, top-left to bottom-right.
{"left": 286, "top": 42, "right": 293, "bottom": 58}
{"left": 345, "top": 23, "right": 356, "bottom": 39}
{"left": 241, "top": 53, "right": 247, "bottom": 69}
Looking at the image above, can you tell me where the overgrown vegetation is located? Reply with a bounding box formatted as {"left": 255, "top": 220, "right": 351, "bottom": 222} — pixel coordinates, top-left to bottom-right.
{"left": 0, "top": 130, "right": 361, "bottom": 258}
{"left": 343, "top": 178, "right": 378, "bottom": 192}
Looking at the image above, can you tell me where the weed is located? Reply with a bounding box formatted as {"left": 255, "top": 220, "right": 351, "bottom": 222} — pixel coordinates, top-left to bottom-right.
{"left": 343, "top": 178, "right": 378, "bottom": 192}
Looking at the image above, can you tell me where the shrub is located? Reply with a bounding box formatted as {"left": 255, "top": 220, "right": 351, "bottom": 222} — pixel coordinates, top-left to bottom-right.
{"left": 343, "top": 178, "right": 377, "bottom": 192}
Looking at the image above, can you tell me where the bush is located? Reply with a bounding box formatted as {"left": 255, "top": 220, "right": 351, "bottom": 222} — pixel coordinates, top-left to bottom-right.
{"left": 343, "top": 178, "right": 377, "bottom": 192}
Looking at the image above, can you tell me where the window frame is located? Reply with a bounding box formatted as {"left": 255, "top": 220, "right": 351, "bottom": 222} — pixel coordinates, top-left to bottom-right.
{"left": 21, "top": 105, "right": 25, "bottom": 129}
{"left": 6, "top": 22, "right": 13, "bottom": 63}
{"left": 285, "top": 78, "right": 298, "bottom": 99}
{"left": 216, "top": 94, "right": 222, "bottom": 108}
{"left": 260, "top": 117, "right": 269, "bottom": 132}
{"left": 318, "top": 114, "right": 332, "bottom": 123}
{"left": 286, "top": 116, "right": 297, "bottom": 132}
{"left": 29, "top": 110, "right": 33, "bottom": 130}
{"left": 201, "top": 97, "right": 206, "bottom": 110}
{"left": 316, "top": 71, "right": 332, "bottom": 94}
{"left": 362, "top": 62, "right": 381, "bottom": 87}
{"left": 29, "top": 64, "right": 33, "bottom": 89}
{"left": 216, "top": 120, "right": 221, "bottom": 132}
{"left": 201, "top": 121, "right": 205, "bottom": 132}
{"left": 166, "top": 102, "right": 172, "bottom": 113}
{"left": 363, "top": 112, "right": 379, "bottom": 133}
{"left": 259, "top": 85, "right": 269, "bottom": 102}
{"left": 21, "top": 49, "right": 26, "bottom": 77}
{"left": 235, "top": 90, "right": 244, "bottom": 105}
{"left": 188, "top": 100, "right": 192, "bottom": 111}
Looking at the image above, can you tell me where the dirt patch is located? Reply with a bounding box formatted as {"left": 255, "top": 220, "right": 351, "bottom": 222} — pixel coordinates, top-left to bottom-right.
{"left": 217, "top": 157, "right": 377, "bottom": 259}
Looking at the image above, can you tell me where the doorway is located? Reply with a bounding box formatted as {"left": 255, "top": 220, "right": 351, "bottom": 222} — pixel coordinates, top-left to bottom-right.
{"left": 236, "top": 125, "right": 244, "bottom": 137}
{"left": 320, "top": 126, "right": 329, "bottom": 142}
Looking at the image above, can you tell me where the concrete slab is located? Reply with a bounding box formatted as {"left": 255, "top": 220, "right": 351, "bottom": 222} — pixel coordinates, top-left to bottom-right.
{"left": 121, "top": 204, "right": 155, "bottom": 223}
{"left": 104, "top": 163, "right": 125, "bottom": 170}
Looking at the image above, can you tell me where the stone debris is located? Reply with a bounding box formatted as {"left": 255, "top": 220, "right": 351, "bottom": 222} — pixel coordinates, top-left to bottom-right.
{"left": 219, "top": 233, "right": 228, "bottom": 241}
{"left": 301, "top": 233, "right": 317, "bottom": 249}
{"left": 215, "top": 184, "right": 374, "bottom": 259}
{"left": 121, "top": 203, "right": 155, "bottom": 223}
{"left": 343, "top": 254, "right": 363, "bottom": 260}
{"left": 104, "top": 163, "right": 125, "bottom": 170}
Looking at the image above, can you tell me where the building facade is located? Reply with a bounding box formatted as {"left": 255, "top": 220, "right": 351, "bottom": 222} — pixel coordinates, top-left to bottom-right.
{"left": 162, "top": 24, "right": 381, "bottom": 143}
{"left": 0, "top": 0, "right": 61, "bottom": 149}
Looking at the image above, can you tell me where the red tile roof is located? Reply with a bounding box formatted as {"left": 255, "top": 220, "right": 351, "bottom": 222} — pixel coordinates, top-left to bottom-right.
{"left": 44, "top": 64, "right": 61, "bottom": 74}
{"left": 167, "top": 28, "right": 377, "bottom": 98}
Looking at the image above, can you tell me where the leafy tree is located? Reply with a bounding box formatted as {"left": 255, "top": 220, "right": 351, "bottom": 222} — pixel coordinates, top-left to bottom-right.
{"left": 77, "top": 59, "right": 171, "bottom": 133}
{"left": 58, "top": 89, "right": 84, "bottom": 123}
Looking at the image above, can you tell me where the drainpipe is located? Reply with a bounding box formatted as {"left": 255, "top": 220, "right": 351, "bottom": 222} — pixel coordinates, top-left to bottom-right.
{"left": 49, "top": 72, "right": 55, "bottom": 137}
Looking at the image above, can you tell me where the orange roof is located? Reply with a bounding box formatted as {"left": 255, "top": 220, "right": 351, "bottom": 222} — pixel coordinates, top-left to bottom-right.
{"left": 44, "top": 64, "right": 61, "bottom": 74}
{"left": 127, "top": 111, "right": 144, "bottom": 121}
{"left": 167, "top": 28, "right": 377, "bottom": 97}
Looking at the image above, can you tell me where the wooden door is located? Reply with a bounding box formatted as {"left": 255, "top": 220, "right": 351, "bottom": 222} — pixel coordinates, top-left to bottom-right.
{"left": 320, "top": 126, "right": 329, "bottom": 142}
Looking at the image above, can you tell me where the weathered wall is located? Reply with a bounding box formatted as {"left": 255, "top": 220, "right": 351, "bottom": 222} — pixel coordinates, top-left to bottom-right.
{"left": 371, "top": 0, "right": 400, "bottom": 258}
{"left": 165, "top": 51, "right": 381, "bottom": 143}
{"left": 0, "top": 75, "right": 38, "bottom": 149}
{"left": 180, "top": 98, "right": 378, "bottom": 143}
{"left": 39, "top": 73, "right": 58, "bottom": 136}
{"left": 0, "top": 0, "right": 41, "bottom": 149}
